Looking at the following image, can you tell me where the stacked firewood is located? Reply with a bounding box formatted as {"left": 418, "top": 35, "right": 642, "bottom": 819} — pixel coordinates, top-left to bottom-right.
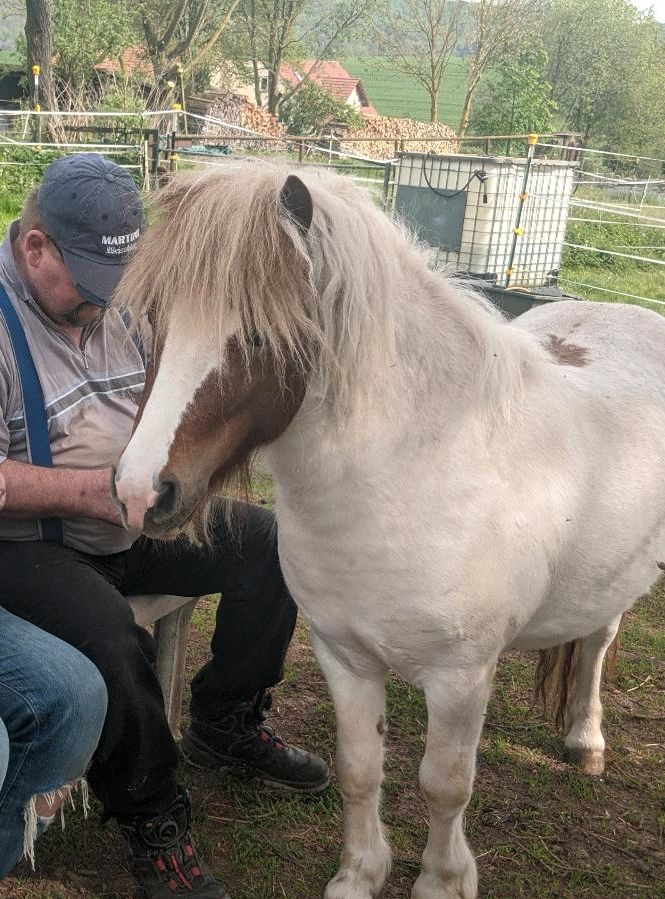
{"left": 187, "top": 92, "right": 285, "bottom": 151}
{"left": 340, "top": 116, "right": 459, "bottom": 160}
{"left": 185, "top": 92, "right": 459, "bottom": 160}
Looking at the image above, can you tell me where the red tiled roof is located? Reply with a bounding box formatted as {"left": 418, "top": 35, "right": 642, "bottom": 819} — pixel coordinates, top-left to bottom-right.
{"left": 95, "top": 47, "right": 152, "bottom": 78}
{"left": 280, "top": 60, "right": 375, "bottom": 111}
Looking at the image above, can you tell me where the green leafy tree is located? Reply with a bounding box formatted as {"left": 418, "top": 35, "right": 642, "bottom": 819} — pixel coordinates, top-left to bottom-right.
{"left": 138, "top": 0, "right": 241, "bottom": 85}
{"left": 543, "top": 0, "right": 665, "bottom": 155}
{"left": 279, "top": 78, "right": 363, "bottom": 133}
{"left": 50, "top": 0, "right": 243, "bottom": 106}
{"left": 457, "top": 0, "right": 543, "bottom": 137}
{"left": 470, "top": 46, "right": 558, "bottom": 145}
{"left": 52, "top": 0, "right": 139, "bottom": 96}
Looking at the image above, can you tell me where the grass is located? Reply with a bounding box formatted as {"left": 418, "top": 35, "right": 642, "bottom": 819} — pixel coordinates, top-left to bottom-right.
{"left": 558, "top": 181, "right": 665, "bottom": 311}
{"left": 341, "top": 56, "right": 467, "bottom": 128}
{"left": 558, "top": 266, "right": 665, "bottom": 312}
{"left": 4, "top": 466, "right": 664, "bottom": 898}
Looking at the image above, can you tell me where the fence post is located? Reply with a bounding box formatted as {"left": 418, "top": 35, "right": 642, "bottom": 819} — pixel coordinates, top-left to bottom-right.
{"left": 169, "top": 103, "right": 181, "bottom": 172}
{"left": 176, "top": 64, "right": 187, "bottom": 135}
{"left": 505, "top": 132, "right": 538, "bottom": 289}
{"left": 147, "top": 128, "right": 160, "bottom": 184}
{"left": 31, "top": 64, "right": 41, "bottom": 145}
{"left": 382, "top": 160, "right": 393, "bottom": 209}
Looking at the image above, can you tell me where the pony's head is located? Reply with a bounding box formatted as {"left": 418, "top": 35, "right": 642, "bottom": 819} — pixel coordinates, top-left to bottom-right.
{"left": 113, "top": 161, "right": 402, "bottom": 536}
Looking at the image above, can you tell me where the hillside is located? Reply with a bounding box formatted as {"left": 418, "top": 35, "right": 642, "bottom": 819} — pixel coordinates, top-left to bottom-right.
{"left": 341, "top": 56, "right": 467, "bottom": 128}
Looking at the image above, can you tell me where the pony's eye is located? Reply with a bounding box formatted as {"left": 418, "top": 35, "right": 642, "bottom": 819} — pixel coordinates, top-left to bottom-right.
{"left": 249, "top": 332, "right": 264, "bottom": 348}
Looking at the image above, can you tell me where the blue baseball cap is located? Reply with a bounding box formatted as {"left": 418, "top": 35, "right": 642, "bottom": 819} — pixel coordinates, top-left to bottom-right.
{"left": 37, "top": 153, "right": 145, "bottom": 306}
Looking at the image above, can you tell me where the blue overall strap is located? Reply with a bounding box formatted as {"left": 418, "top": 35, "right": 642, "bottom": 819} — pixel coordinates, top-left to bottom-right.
{"left": 0, "top": 282, "right": 63, "bottom": 544}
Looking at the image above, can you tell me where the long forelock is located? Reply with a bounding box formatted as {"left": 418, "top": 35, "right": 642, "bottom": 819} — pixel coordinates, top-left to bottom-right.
{"left": 116, "top": 163, "right": 322, "bottom": 381}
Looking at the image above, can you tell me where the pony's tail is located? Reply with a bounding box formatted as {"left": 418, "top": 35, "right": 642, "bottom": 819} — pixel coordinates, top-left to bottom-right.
{"left": 535, "top": 632, "right": 621, "bottom": 732}
{"left": 535, "top": 642, "right": 580, "bottom": 732}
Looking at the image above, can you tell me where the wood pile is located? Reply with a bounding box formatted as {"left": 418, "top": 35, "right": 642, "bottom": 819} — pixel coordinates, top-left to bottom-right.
{"left": 340, "top": 116, "right": 459, "bottom": 160}
{"left": 184, "top": 93, "right": 459, "bottom": 161}
{"left": 186, "top": 92, "right": 285, "bottom": 151}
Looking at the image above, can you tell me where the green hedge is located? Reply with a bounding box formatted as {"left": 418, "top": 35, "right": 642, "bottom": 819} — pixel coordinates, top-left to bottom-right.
{"left": 563, "top": 218, "right": 665, "bottom": 270}
{"left": 0, "top": 146, "right": 63, "bottom": 217}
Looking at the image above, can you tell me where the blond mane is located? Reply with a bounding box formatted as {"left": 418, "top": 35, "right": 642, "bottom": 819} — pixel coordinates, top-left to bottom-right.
{"left": 116, "top": 160, "right": 536, "bottom": 419}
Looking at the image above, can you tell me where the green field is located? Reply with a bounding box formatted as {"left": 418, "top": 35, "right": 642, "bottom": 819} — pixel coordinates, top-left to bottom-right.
{"left": 341, "top": 56, "right": 468, "bottom": 128}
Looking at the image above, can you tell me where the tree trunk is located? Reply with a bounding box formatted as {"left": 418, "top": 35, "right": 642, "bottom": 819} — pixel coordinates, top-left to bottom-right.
{"left": 25, "top": 0, "right": 56, "bottom": 108}
{"left": 430, "top": 88, "right": 439, "bottom": 123}
{"left": 25, "top": 0, "right": 62, "bottom": 140}
{"left": 458, "top": 68, "right": 480, "bottom": 138}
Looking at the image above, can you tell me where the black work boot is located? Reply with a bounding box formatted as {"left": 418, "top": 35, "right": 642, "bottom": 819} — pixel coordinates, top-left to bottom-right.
{"left": 119, "top": 786, "right": 230, "bottom": 898}
{"left": 182, "top": 690, "right": 330, "bottom": 793}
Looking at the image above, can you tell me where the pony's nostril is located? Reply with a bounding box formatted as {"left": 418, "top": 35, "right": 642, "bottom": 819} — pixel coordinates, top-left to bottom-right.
{"left": 152, "top": 477, "right": 181, "bottom": 522}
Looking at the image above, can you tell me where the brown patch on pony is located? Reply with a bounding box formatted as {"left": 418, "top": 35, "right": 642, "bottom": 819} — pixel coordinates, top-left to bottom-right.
{"left": 544, "top": 334, "right": 590, "bottom": 367}
{"left": 376, "top": 714, "right": 386, "bottom": 736}
{"left": 535, "top": 641, "right": 580, "bottom": 732}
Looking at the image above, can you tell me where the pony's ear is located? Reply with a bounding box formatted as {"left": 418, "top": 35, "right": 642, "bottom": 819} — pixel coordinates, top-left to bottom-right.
{"left": 279, "top": 175, "right": 313, "bottom": 234}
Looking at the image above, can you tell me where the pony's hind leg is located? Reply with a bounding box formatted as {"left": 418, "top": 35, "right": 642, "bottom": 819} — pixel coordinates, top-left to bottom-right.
{"left": 312, "top": 634, "right": 391, "bottom": 899}
{"left": 563, "top": 615, "right": 622, "bottom": 776}
{"left": 411, "top": 662, "right": 496, "bottom": 899}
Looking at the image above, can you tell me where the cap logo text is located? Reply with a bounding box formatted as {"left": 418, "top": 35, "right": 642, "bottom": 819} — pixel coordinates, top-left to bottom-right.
{"left": 101, "top": 228, "right": 141, "bottom": 255}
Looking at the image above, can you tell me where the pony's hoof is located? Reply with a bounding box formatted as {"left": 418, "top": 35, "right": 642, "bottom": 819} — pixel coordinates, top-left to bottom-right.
{"left": 411, "top": 865, "right": 478, "bottom": 899}
{"left": 323, "top": 879, "right": 376, "bottom": 899}
{"left": 564, "top": 746, "right": 605, "bottom": 775}
{"left": 411, "top": 870, "right": 478, "bottom": 899}
{"left": 324, "top": 866, "right": 388, "bottom": 899}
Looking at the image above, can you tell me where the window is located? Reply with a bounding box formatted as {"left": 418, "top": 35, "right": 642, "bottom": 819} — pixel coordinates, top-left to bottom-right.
{"left": 259, "top": 76, "right": 268, "bottom": 91}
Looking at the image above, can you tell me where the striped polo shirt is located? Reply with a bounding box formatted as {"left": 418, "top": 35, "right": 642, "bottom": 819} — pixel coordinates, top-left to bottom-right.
{"left": 0, "top": 222, "right": 144, "bottom": 554}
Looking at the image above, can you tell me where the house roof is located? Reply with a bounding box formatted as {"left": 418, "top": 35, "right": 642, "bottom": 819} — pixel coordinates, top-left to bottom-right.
{"left": 95, "top": 47, "right": 152, "bottom": 79}
{"left": 280, "top": 60, "right": 377, "bottom": 115}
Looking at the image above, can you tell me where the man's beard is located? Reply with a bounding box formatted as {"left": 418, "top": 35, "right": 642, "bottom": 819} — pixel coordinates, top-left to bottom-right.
{"left": 62, "top": 302, "right": 105, "bottom": 326}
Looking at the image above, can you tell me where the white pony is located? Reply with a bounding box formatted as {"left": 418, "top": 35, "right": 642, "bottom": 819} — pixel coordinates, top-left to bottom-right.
{"left": 113, "top": 162, "right": 665, "bottom": 899}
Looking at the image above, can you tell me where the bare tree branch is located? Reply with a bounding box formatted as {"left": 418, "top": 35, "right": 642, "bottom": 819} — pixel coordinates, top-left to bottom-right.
{"left": 458, "top": 0, "right": 543, "bottom": 136}
{"left": 186, "top": 0, "right": 241, "bottom": 69}
{"left": 161, "top": 0, "right": 190, "bottom": 52}
{"left": 375, "top": 0, "right": 463, "bottom": 123}
{"left": 240, "top": 0, "right": 376, "bottom": 114}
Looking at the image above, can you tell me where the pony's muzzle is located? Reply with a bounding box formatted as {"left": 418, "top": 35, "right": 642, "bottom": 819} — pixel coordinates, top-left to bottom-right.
{"left": 147, "top": 476, "right": 182, "bottom": 527}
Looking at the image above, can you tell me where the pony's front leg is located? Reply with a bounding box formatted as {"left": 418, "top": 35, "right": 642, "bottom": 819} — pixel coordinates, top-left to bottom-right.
{"left": 564, "top": 615, "right": 622, "bottom": 775}
{"left": 411, "top": 663, "right": 496, "bottom": 899}
{"left": 312, "top": 633, "right": 391, "bottom": 899}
